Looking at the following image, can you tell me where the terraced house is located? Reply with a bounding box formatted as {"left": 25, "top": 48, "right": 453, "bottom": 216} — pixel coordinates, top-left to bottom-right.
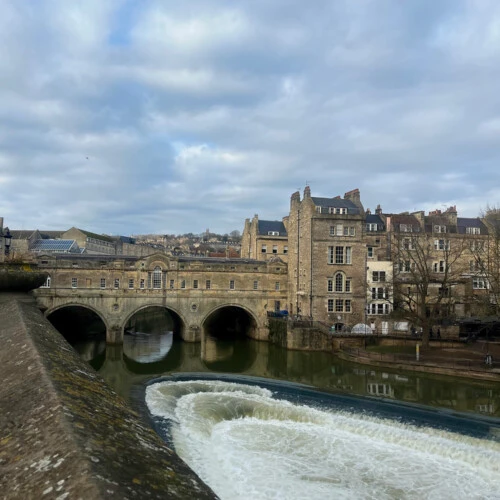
{"left": 242, "top": 187, "right": 495, "bottom": 334}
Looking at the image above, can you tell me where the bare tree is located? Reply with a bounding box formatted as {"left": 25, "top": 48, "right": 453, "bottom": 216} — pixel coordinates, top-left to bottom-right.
{"left": 391, "top": 230, "right": 469, "bottom": 347}
{"left": 471, "top": 205, "right": 500, "bottom": 315}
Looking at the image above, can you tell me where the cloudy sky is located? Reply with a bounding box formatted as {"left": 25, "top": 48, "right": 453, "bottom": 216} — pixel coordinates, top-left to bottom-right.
{"left": 1, "top": 0, "right": 500, "bottom": 236}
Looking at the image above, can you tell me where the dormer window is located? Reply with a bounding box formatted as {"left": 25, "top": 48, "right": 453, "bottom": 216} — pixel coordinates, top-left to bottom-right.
{"left": 366, "top": 223, "right": 378, "bottom": 232}
{"left": 328, "top": 207, "right": 347, "bottom": 214}
{"left": 466, "top": 227, "right": 481, "bottom": 235}
{"left": 434, "top": 225, "right": 446, "bottom": 233}
{"left": 268, "top": 231, "right": 279, "bottom": 236}
{"left": 399, "top": 224, "right": 413, "bottom": 232}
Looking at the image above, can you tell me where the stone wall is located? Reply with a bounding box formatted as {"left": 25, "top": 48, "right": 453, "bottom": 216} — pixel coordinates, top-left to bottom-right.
{"left": 0, "top": 293, "right": 215, "bottom": 499}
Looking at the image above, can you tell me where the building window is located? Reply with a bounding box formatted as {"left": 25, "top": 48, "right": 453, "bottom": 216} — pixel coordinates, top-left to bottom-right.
{"left": 261, "top": 245, "right": 267, "bottom": 253}
{"left": 268, "top": 231, "right": 279, "bottom": 236}
{"left": 466, "top": 227, "right": 481, "bottom": 235}
{"left": 100, "top": 278, "right": 106, "bottom": 289}
{"left": 470, "top": 240, "right": 484, "bottom": 252}
{"left": 275, "top": 281, "right": 280, "bottom": 291}
{"left": 71, "top": 278, "right": 78, "bottom": 289}
{"left": 403, "top": 238, "right": 415, "bottom": 250}
{"left": 399, "top": 224, "right": 413, "bottom": 232}
{"left": 327, "top": 279, "right": 333, "bottom": 292}
{"left": 181, "top": 280, "right": 186, "bottom": 289}
{"left": 335, "top": 299, "right": 343, "bottom": 312}
{"left": 368, "top": 303, "right": 390, "bottom": 315}
{"left": 434, "top": 239, "right": 450, "bottom": 251}
{"left": 272, "top": 245, "right": 278, "bottom": 254}
{"left": 434, "top": 225, "right": 447, "bottom": 233}
{"left": 114, "top": 279, "right": 120, "bottom": 289}
{"left": 253, "top": 280, "right": 258, "bottom": 290}
{"left": 345, "top": 278, "right": 351, "bottom": 292}
{"left": 366, "top": 223, "right": 378, "bottom": 232}
{"left": 128, "top": 279, "right": 134, "bottom": 289}
{"left": 335, "top": 273, "right": 343, "bottom": 292}
{"left": 152, "top": 266, "right": 162, "bottom": 289}
{"left": 330, "top": 246, "right": 352, "bottom": 264}
{"left": 41, "top": 276, "right": 51, "bottom": 288}
{"left": 433, "top": 261, "right": 446, "bottom": 273}
{"left": 170, "top": 279, "right": 174, "bottom": 289}
{"left": 140, "top": 279, "right": 145, "bottom": 289}
{"left": 371, "top": 287, "right": 387, "bottom": 299}
{"left": 206, "top": 280, "right": 211, "bottom": 289}
{"left": 193, "top": 280, "right": 199, "bottom": 289}
{"left": 367, "top": 247, "right": 373, "bottom": 258}
{"left": 229, "top": 280, "right": 235, "bottom": 290}
{"left": 473, "top": 278, "right": 487, "bottom": 289}
{"left": 283, "top": 246, "right": 288, "bottom": 254}
{"left": 329, "top": 226, "right": 335, "bottom": 236}
{"left": 336, "top": 246, "right": 343, "bottom": 264}
{"left": 327, "top": 299, "right": 334, "bottom": 312}
{"left": 399, "top": 261, "right": 412, "bottom": 273}
{"left": 372, "top": 271, "right": 386, "bottom": 282}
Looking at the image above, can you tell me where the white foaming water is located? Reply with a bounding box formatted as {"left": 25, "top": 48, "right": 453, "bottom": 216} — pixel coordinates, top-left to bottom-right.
{"left": 146, "top": 380, "right": 500, "bottom": 500}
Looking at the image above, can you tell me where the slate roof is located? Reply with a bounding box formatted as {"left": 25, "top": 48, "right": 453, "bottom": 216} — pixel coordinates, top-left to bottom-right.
{"left": 311, "top": 197, "right": 360, "bottom": 214}
{"left": 366, "top": 214, "right": 385, "bottom": 227}
{"left": 257, "top": 220, "right": 287, "bottom": 236}
{"left": 77, "top": 228, "right": 115, "bottom": 243}
{"left": 9, "top": 230, "right": 37, "bottom": 240}
{"left": 457, "top": 217, "right": 488, "bottom": 235}
{"left": 39, "top": 231, "right": 65, "bottom": 239}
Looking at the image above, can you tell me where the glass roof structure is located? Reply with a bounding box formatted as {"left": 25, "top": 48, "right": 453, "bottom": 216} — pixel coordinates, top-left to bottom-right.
{"left": 30, "top": 239, "right": 80, "bottom": 253}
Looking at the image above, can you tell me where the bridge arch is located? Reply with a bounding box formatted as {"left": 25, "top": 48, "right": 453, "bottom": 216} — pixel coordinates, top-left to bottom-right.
{"left": 122, "top": 304, "right": 188, "bottom": 340}
{"left": 201, "top": 303, "right": 261, "bottom": 340}
{"left": 45, "top": 303, "right": 109, "bottom": 344}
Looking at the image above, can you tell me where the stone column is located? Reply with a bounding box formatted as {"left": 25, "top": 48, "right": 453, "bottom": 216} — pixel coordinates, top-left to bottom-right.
{"left": 106, "top": 324, "right": 124, "bottom": 344}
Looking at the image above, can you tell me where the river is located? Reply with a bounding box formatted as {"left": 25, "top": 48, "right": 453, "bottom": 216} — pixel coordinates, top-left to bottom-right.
{"left": 72, "top": 317, "right": 500, "bottom": 499}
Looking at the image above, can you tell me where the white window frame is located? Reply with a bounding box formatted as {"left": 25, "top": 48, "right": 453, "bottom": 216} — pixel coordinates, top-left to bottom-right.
{"left": 152, "top": 266, "right": 162, "bottom": 289}
{"left": 114, "top": 278, "right": 120, "bottom": 289}
{"left": 128, "top": 278, "right": 134, "bottom": 289}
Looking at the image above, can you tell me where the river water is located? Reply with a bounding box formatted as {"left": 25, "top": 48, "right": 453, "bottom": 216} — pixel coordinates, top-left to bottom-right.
{"left": 74, "top": 326, "right": 500, "bottom": 499}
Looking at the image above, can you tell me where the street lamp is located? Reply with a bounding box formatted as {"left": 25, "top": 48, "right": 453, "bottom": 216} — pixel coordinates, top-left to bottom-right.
{"left": 4, "top": 227, "right": 12, "bottom": 255}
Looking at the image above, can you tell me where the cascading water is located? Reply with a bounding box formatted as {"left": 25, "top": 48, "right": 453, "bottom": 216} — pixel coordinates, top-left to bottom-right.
{"left": 146, "top": 378, "right": 500, "bottom": 500}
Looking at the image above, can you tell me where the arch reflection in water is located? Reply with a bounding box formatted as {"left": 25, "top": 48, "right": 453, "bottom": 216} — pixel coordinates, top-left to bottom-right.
{"left": 146, "top": 376, "right": 500, "bottom": 500}
{"left": 201, "top": 334, "right": 257, "bottom": 373}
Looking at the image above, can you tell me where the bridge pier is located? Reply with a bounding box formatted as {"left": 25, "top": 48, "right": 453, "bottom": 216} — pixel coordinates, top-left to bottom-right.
{"left": 106, "top": 324, "right": 124, "bottom": 345}
{"left": 183, "top": 325, "right": 202, "bottom": 342}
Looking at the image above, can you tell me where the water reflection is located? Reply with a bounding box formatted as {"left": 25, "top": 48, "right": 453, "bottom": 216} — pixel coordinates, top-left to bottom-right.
{"left": 75, "top": 331, "right": 500, "bottom": 417}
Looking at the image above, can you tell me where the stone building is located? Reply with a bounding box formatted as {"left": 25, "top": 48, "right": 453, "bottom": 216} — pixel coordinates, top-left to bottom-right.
{"left": 241, "top": 215, "right": 289, "bottom": 262}
{"left": 242, "top": 187, "right": 496, "bottom": 333}
{"left": 286, "top": 186, "right": 367, "bottom": 328}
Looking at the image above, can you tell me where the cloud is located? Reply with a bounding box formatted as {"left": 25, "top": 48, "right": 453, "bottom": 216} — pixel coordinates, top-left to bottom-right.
{"left": 1, "top": 0, "right": 500, "bottom": 235}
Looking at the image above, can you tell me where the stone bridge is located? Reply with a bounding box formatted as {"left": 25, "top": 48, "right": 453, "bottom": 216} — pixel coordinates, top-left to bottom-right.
{"left": 32, "top": 252, "right": 289, "bottom": 344}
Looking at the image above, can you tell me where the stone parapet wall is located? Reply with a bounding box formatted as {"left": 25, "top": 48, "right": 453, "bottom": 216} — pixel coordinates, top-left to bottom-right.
{"left": 0, "top": 293, "right": 215, "bottom": 499}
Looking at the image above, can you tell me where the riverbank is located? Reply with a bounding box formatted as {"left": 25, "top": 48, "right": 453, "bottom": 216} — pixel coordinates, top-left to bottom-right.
{"left": 337, "top": 339, "right": 500, "bottom": 382}
{"left": 0, "top": 293, "right": 215, "bottom": 499}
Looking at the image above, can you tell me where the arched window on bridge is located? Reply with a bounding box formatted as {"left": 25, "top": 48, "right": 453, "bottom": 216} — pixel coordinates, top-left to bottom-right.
{"left": 152, "top": 266, "right": 162, "bottom": 289}
{"left": 41, "top": 275, "right": 51, "bottom": 288}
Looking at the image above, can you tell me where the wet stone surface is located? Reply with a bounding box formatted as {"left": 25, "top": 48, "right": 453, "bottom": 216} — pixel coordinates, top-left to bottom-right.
{"left": 0, "top": 293, "right": 216, "bottom": 499}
